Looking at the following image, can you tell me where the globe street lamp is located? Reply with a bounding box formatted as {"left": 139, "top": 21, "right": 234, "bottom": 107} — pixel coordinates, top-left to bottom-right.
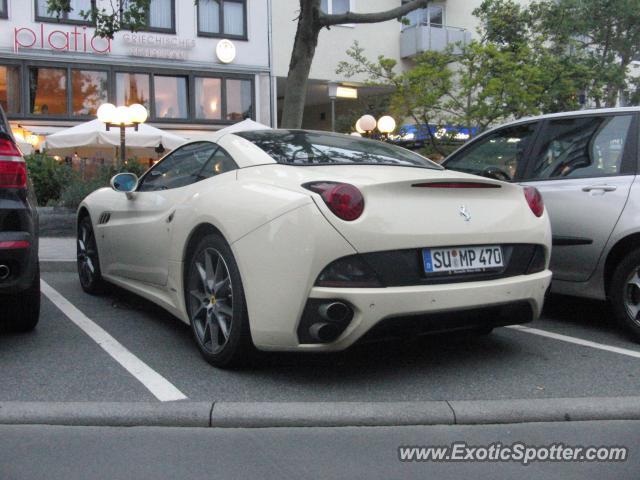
{"left": 355, "top": 114, "right": 396, "bottom": 140}
{"left": 355, "top": 114, "right": 377, "bottom": 137}
{"left": 97, "top": 103, "right": 148, "bottom": 166}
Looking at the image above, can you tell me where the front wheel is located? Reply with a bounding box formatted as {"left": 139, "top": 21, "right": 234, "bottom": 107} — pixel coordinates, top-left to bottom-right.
{"left": 77, "top": 216, "right": 104, "bottom": 294}
{"left": 186, "top": 234, "right": 252, "bottom": 368}
{"left": 610, "top": 248, "right": 640, "bottom": 342}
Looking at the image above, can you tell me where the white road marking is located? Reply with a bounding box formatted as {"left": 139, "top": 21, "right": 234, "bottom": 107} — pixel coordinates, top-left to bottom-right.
{"left": 508, "top": 325, "right": 640, "bottom": 359}
{"left": 41, "top": 280, "right": 188, "bottom": 402}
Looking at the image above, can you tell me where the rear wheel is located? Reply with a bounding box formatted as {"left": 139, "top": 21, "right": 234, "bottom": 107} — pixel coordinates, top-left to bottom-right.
{"left": 1, "top": 266, "right": 40, "bottom": 332}
{"left": 186, "top": 234, "right": 252, "bottom": 368}
{"left": 610, "top": 248, "right": 640, "bottom": 342}
{"left": 77, "top": 216, "right": 104, "bottom": 294}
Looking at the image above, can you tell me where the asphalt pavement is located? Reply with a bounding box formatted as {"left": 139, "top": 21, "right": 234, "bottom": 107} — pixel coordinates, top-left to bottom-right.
{"left": 2, "top": 268, "right": 640, "bottom": 403}
{"left": 2, "top": 240, "right": 640, "bottom": 478}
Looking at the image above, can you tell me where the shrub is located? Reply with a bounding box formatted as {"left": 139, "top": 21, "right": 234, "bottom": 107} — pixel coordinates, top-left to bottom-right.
{"left": 56, "top": 160, "right": 149, "bottom": 209}
{"left": 25, "top": 153, "right": 74, "bottom": 206}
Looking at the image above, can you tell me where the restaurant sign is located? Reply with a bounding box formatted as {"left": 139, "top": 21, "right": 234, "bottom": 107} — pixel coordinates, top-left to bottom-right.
{"left": 14, "top": 25, "right": 111, "bottom": 54}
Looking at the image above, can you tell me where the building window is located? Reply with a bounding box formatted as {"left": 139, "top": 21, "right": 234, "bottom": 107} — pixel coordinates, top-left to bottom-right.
{"left": 35, "top": 0, "right": 94, "bottom": 25}
{"left": 29, "top": 67, "right": 67, "bottom": 115}
{"left": 116, "top": 72, "right": 150, "bottom": 110}
{"left": 195, "top": 77, "right": 222, "bottom": 120}
{"left": 198, "top": 0, "right": 246, "bottom": 39}
{"left": 321, "top": 0, "right": 351, "bottom": 14}
{"left": 402, "top": 3, "right": 445, "bottom": 29}
{"left": 72, "top": 70, "right": 108, "bottom": 116}
{"left": 119, "top": 0, "right": 175, "bottom": 33}
{"left": 226, "top": 79, "right": 252, "bottom": 121}
{"left": 0, "top": 0, "right": 7, "bottom": 19}
{"left": 0, "top": 66, "right": 21, "bottom": 114}
{"left": 154, "top": 75, "right": 188, "bottom": 119}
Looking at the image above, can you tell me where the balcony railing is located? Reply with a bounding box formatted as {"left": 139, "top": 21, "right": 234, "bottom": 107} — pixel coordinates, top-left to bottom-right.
{"left": 400, "top": 23, "right": 471, "bottom": 58}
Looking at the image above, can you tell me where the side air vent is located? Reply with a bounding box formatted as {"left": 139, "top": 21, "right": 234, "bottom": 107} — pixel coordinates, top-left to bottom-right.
{"left": 98, "top": 212, "right": 111, "bottom": 225}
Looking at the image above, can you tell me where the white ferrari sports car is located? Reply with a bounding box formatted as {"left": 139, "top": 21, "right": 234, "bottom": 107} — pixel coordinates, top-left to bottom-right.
{"left": 77, "top": 128, "right": 552, "bottom": 367}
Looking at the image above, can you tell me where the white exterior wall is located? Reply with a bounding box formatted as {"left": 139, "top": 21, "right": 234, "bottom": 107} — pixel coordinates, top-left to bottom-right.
{"left": 0, "top": 0, "right": 274, "bottom": 128}
{"left": 272, "top": 0, "right": 407, "bottom": 83}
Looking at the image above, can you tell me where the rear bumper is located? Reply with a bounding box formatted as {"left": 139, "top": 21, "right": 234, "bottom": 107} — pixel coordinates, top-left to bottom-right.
{"left": 256, "top": 270, "right": 552, "bottom": 351}
{"left": 0, "top": 231, "right": 38, "bottom": 294}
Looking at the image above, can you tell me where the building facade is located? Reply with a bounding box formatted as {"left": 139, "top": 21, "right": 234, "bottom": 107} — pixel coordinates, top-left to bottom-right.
{"left": 271, "top": 0, "right": 490, "bottom": 130}
{"left": 0, "top": 0, "right": 274, "bottom": 148}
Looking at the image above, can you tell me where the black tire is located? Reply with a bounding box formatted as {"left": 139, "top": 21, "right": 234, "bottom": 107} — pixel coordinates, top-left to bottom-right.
{"left": 610, "top": 248, "right": 640, "bottom": 342}
{"left": 186, "top": 233, "right": 253, "bottom": 368}
{"left": 77, "top": 216, "right": 104, "bottom": 294}
{"left": 1, "top": 266, "right": 40, "bottom": 332}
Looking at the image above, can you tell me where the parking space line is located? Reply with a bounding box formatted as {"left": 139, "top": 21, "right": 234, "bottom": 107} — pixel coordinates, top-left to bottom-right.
{"left": 508, "top": 325, "right": 640, "bottom": 359}
{"left": 41, "top": 280, "right": 188, "bottom": 402}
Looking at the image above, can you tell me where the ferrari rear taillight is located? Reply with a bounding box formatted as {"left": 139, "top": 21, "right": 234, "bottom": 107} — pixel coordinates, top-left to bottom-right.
{"left": 523, "top": 186, "right": 544, "bottom": 217}
{"left": 303, "top": 181, "right": 364, "bottom": 221}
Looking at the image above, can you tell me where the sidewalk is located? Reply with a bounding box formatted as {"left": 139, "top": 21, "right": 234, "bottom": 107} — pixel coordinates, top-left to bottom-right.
{"left": 39, "top": 237, "right": 76, "bottom": 262}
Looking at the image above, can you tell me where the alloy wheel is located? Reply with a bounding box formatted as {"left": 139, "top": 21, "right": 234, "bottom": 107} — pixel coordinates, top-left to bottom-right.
{"left": 188, "top": 248, "right": 234, "bottom": 354}
{"left": 77, "top": 222, "right": 98, "bottom": 287}
{"left": 624, "top": 268, "right": 640, "bottom": 326}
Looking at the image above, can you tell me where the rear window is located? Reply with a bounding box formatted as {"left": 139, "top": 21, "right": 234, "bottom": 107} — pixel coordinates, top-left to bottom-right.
{"left": 236, "top": 130, "right": 442, "bottom": 170}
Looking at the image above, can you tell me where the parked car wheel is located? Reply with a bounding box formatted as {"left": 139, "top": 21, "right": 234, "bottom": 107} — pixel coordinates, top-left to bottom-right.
{"left": 77, "top": 216, "right": 104, "bottom": 294}
{"left": 186, "top": 234, "right": 253, "bottom": 368}
{"left": 1, "top": 266, "right": 40, "bottom": 332}
{"left": 610, "top": 248, "right": 640, "bottom": 341}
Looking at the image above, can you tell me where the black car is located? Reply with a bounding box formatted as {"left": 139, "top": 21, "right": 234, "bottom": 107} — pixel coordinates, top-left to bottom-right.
{"left": 0, "top": 105, "right": 40, "bottom": 331}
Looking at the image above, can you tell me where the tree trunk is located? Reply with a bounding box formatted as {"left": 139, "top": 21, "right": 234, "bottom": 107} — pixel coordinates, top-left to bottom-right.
{"left": 281, "top": 1, "right": 321, "bottom": 129}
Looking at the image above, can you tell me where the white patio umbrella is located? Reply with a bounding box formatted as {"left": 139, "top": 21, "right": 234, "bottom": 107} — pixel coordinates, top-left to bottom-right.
{"left": 215, "top": 119, "right": 272, "bottom": 135}
{"left": 44, "top": 119, "right": 187, "bottom": 151}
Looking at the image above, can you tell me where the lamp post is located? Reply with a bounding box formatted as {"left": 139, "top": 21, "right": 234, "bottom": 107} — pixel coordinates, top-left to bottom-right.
{"left": 355, "top": 114, "right": 396, "bottom": 140}
{"left": 97, "top": 103, "right": 148, "bottom": 166}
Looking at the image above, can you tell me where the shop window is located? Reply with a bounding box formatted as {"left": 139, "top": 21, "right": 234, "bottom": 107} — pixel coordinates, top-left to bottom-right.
{"left": 198, "top": 0, "right": 246, "bottom": 39}
{"left": 71, "top": 70, "right": 108, "bottom": 116}
{"left": 0, "top": 0, "right": 7, "bottom": 19}
{"left": 195, "top": 77, "right": 222, "bottom": 120}
{"left": 226, "top": 79, "right": 252, "bottom": 121}
{"left": 116, "top": 72, "right": 150, "bottom": 110}
{"left": 35, "top": 0, "right": 94, "bottom": 24}
{"left": 0, "top": 66, "right": 21, "bottom": 114}
{"left": 28, "top": 67, "right": 67, "bottom": 115}
{"left": 154, "top": 75, "right": 188, "bottom": 119}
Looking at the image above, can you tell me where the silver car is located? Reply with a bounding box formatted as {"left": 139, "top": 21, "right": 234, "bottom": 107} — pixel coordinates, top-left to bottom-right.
{"left": 443, "top": 107, "right": 640, "bottom": 341}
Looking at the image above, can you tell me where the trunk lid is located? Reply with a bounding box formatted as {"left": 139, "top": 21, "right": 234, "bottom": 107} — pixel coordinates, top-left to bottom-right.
{"left": 295, "top": 165, "right": 545, "bottom": 253}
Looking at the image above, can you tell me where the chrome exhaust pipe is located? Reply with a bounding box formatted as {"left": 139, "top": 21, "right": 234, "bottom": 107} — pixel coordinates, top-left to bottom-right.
{"left": 0, "top": 264, "right": 10, "bottom": 281}
{"left": 318, "top": 302, "right": 350, "bottom": 323}
{"left": 309, "top": 322, "right": 340, "bottom": 343}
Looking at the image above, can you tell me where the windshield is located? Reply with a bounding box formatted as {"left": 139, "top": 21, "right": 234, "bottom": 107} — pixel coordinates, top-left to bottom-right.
{"left": 236, "top": 130, "right": 442, "bottom": 169}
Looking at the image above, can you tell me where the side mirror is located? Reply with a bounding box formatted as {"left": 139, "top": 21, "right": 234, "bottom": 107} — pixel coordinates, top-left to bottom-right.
{"left": 110, "top": 173, "right": 139, "bottom": 199}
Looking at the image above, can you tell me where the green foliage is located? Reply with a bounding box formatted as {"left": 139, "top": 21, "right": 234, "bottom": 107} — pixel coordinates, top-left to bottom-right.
{"left": 25, "top": 153, "right": 74, "bottom": 206}
{"left": 337, "top": 0, "right": 626, "bottom": 152}
{"left": 25, "top": 152, "right": 149, "bottom": 208}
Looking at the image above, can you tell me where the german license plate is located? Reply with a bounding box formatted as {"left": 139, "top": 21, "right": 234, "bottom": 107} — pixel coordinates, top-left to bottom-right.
{"left": 423, "top": 245, "right": 504, "bottom": 274}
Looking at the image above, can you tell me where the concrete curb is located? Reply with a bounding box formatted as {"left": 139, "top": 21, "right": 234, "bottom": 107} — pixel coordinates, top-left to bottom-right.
{"left": 211, "top": 402, "right": 455, "bottom": 428}
{"left": 0, "top": 402, "right": 212, "bottom": 427}
{"left": 2, "top": 397, "right": 640, "bottom": 428}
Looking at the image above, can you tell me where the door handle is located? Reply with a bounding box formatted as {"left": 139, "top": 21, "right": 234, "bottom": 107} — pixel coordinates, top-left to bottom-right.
{"left": 166, "top": 211, "right": 175, "bottom": 223}
{"left": 582, "top": 185, "right": 617, "bottom": 192}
